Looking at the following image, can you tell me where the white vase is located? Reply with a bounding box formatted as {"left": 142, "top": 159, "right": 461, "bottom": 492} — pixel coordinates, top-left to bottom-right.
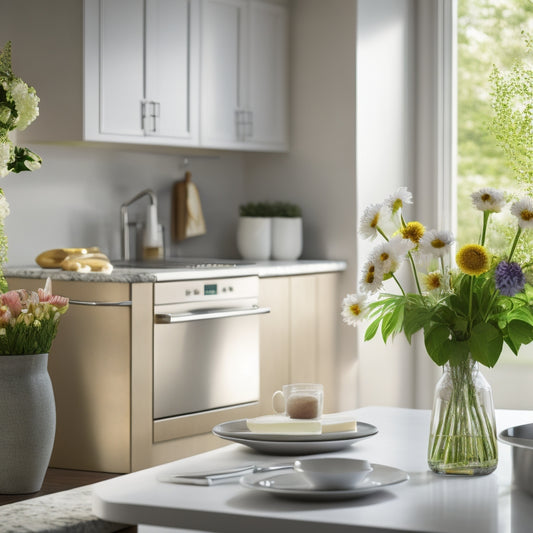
{"left": 272, "top": 217, "right": 303, "bottom": 260}
{"left": 0, "top": 353, "right": 56, "bottom": 494}
{"left": 236, "top": 217, "right": 272, "bottom": 260}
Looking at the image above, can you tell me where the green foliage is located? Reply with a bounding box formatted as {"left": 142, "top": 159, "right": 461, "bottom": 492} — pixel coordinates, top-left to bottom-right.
{"left": 239, "top": 201, "right": 302, "bottom": 217}
{"left": 363, "top": 268, "right": 533, "bottom": 369}
{"left": 239, "top": 202, "right": 273, "bottom": 217}
{"left": 489, "top": 33, "right": 533, "bottom": 189}
{"left": 0, "top": 316, "right": 61, "bottom": 355}
{"left": 456, "top": 0, "right": 533, "bottom": 247}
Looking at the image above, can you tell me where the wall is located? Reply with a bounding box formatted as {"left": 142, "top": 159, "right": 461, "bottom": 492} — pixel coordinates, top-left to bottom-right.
{"left": 1, "top": 0, "right": 425, "bottom": 410}
{"left": 2, "top": 144, "right": 246, "bottom": 265}
{"left": 244, "top": 0, "right": 359, "bottom": 409}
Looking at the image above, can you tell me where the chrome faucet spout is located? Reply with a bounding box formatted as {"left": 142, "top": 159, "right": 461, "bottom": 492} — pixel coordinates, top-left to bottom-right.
{"left": 120, "top": 189, "right": 158, "bottom": 260}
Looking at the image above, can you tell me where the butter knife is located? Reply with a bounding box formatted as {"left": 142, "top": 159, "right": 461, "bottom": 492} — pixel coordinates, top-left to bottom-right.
{"left": 158, "top": 462, "right": 295, "bottom": 486}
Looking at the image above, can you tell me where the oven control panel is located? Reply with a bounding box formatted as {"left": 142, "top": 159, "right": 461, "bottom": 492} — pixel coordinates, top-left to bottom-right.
{"left": 154, "top": 276, "right": 259, "bottom": 305}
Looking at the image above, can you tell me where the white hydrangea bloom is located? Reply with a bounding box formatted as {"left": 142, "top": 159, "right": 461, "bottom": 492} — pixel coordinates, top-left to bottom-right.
{"left": 0, "top": 195, "right": 10, "bottom": 221}
{"left": 0, "top": 142, "right": 12, "bottom": 178}
{"left": 471, "top": 188, "right": 506, "bottom": 213}
{"left": 511, "top": 198, "right": 533, "bottom": 229}
{"left": 7, "top": 78, "right": 39, "bottom": 131}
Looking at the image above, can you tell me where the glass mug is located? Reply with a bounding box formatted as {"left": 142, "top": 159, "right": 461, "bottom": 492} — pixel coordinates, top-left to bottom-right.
{"left": 272, "top": 383, "right": 324, "bottom": 419}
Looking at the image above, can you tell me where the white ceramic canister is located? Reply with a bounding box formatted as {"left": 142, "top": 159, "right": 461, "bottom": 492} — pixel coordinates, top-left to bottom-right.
{"left": 236, "top": 217, "right": 272, "bottom": 260}
{"left": 271, "top": 217, "right": 303, "bottom": 260}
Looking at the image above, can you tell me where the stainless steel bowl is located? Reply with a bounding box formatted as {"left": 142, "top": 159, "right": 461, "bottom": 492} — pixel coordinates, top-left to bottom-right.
{"left": 499, "top": 423, "right": 533, "bottom": 495}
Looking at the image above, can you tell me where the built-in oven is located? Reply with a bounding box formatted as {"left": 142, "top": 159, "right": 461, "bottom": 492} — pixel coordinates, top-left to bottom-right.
{"left": 153, "top": 275, "right": 269, "bottom": 422}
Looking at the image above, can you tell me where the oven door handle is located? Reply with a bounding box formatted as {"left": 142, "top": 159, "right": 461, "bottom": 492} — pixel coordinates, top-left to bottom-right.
{"left": 155, "top": 305, "right": 270, "bottom": 324}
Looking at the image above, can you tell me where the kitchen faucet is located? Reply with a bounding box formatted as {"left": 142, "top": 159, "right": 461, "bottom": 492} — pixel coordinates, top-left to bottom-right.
{"left": 120, "top": 189, "right": 159, "bottom": 260}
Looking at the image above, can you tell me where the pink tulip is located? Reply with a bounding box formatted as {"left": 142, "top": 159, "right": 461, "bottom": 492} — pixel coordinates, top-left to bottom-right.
{"left": 1, "top": 290, "right": 22, "bottom": 316}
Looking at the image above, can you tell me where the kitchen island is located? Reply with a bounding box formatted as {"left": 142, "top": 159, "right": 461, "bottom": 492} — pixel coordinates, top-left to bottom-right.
{"left": 93, "top": 406, "right": 533, "bottom": 533}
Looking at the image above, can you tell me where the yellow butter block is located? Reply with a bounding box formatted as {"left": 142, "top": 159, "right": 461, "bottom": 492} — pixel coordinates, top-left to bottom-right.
{"left": 246, "top": 415, "right": 322, "bottom": 434}
{"left": 321, "top": 413, "right": 357, "bottom": 433}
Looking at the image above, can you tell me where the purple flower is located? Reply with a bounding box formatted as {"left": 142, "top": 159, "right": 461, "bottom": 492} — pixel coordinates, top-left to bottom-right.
{"left": 494, "top": 261, "right": 526, "bottom": 296}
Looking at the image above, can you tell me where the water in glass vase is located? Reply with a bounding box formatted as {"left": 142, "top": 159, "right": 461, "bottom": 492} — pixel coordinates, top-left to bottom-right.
{"left": 427, "top": 357, "right": 498, "bottom": 475}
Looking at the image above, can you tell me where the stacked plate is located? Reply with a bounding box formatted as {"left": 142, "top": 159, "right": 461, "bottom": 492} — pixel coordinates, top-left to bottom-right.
{"left": 212, "top": 418, "right": 378, "bottom": 455}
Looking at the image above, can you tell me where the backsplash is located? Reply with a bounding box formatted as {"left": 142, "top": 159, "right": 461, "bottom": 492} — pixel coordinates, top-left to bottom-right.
{"left": 2, "top": 144, "right": 247, "bottom": 265}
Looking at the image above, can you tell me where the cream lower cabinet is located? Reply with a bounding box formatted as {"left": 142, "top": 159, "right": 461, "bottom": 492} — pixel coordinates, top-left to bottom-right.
{"left": 6, "top": 272, "right": 339, "bottom": 473}
{"left": 259, "top": 273, "right": 340, "bottom": 413}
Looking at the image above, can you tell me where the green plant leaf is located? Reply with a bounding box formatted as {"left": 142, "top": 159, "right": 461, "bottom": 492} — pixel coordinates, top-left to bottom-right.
{"left": 469, "top": 322, "right": 503, "bottom": 368}
{"left": 448, "top": 340, "right": 470, "bottom": 366}
{"left": 424, "top": 324, "right": 451, "bottom": 366}
{"left": 506, "top": 319, "right": 533, "bottom": 354}
{"left": 381, "top": 301, "right": 405, "bottom": 342}
{"left": 364, "top": 317, "right": 381, "bottom": 342}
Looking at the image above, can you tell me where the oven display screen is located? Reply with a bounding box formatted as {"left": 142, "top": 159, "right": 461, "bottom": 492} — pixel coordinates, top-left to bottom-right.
{"left": 204, "top": 283, "right": 217, "bottom": 296}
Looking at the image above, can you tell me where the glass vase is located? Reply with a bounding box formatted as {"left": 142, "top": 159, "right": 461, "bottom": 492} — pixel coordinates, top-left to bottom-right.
{"left": 427, "top": 356, "right": 498, "bottom": 475}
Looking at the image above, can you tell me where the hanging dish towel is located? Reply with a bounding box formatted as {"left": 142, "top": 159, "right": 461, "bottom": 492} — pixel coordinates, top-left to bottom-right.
{"left": 172, "top": 171, "right": 207, "bottom": 242}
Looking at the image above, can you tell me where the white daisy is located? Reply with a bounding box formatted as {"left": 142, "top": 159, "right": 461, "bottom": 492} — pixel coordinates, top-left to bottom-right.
{"left": 471, "top": 188, "right": 506, "bottom": 213}
{"left": 359, "top": 203, "right": 383, "bottom": 240}
{"left": 384, "top": 187, "right": 413, "bottom": 214}
{"left": 359, "top": 259, "right": 385, "bottom": 294}
{"left": 511, "top": 198, "right": 533, "bottom": 229}
{"left": 368, "top": 236, "right": 410, "bottom": 276}
{"left": 341, "top": 293, "right": 369, "bottom": 327}
{"left": 419, "top": 229, "right": 455, "bottom": 258}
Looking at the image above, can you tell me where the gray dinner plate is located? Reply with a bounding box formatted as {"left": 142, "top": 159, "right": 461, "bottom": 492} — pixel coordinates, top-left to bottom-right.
{"left": 240, "top": 463, "right": 409, "bottom": 501}
{"left": 212, "top": 419, "right": 378, "bottom": 455}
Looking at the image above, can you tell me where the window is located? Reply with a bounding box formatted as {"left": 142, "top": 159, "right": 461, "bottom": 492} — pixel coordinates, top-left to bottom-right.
{"left": 455, "top": 0, "right": 533, "bottom": 408}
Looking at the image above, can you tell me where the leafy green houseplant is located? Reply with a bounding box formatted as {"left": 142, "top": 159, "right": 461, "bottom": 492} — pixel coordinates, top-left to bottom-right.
{"left": 237, "top": 201, "right": 303, "bottom": 260}
{"left": 342, "top": 187, "right": 533, "bottom": 474}
{"left": 488, "top": 31, "right": 533, "bottom": 191}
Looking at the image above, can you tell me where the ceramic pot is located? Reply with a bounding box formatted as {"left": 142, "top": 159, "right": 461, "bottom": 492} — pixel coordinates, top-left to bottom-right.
{"left": 272, "top": 217, "right": 303, "bottom": 260}
{"left": 236, "top": 217, "right": 272, "bottom": 260}
{"left": 0, "top": 353, "right": 56, "bottom": 493}
{"left": 427, "top": 355, "right": 497, "bottom": 476}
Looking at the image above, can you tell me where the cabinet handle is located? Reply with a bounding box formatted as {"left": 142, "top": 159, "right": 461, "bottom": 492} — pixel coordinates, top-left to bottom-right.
{"left": 235, "top": 109, "right": 244, "bottom": 141}
{"left": 155, "top": 305, "right": 270, "bottom": 324}
{"left": 150, "top": 101, "right": 160, "bottom": 133}
{"left": 246, "top": 110, "right": 253, "bottom": 139}
{"left": 141, "top": 100, "right": 148, "bottom": 132}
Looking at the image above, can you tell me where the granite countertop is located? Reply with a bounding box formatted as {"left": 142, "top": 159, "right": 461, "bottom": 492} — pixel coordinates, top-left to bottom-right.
{"left": 4, "top": 259, "right": 347, "bottom": 283}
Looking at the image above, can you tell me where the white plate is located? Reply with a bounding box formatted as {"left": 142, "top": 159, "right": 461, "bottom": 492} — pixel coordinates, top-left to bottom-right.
{"left": 240, "top": 464, "right": 409, "bottom": 501}
{"left": 213, "top": 419, "right": 377, "bottom": 442}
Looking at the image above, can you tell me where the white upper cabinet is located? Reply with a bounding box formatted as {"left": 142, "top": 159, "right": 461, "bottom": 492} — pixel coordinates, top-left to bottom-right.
{"left": 200, "top": 0, "right": 288, "bottom": 151}
{"left": 15, "top": 0, "right": 287, "bottom": 152}
{"left": 84, "top": 0, "right": 199, "bottom": 145}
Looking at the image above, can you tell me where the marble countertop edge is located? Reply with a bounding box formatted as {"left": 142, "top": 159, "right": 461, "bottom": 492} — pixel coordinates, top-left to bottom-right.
{"left": 4, "top": 259, "right": 348, "bottom": 283}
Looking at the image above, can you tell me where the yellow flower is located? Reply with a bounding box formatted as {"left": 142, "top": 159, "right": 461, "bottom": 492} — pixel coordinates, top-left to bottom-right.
{"left": 456, "top": 244, "right": 490, "bottom": 275}
{"left": 401, "top": 221, "right": 425, "bottom": 244}
{"left": 423, "top": 271, "right": 443, "bottom": 291}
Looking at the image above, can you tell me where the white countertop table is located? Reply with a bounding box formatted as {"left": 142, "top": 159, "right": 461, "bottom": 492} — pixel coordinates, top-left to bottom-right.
{"left": 92, "top": 406, "right": 533, "bottom": 533}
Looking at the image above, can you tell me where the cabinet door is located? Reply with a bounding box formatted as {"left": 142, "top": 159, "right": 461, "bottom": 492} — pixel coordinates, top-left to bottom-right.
{"left": 247, "top": 1, "right": 288, "bottom": 149}
{"left": 145, "top": 0, "right": 199, "bottom": 143}
{"left": 99, "top": 0, "right": 145, "bottom": 137}
{"left": 200, "top": 0, "right": 247, "bottom": 148}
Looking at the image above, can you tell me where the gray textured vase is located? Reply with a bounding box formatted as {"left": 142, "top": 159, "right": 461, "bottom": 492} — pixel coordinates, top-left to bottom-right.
{"left": 0, "top": 353, "right": 56, "bottom": 494}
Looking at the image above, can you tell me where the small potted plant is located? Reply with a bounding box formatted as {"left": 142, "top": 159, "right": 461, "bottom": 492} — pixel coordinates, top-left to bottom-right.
{"left": 271, "top": 201, "right": 303, "bottom": 260}
{"left": 236, "top": 202, "right": 273, "bottom": 260}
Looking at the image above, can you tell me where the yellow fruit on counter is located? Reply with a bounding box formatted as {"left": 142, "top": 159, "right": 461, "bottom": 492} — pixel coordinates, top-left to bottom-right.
{"left": 60, "top": 252, "right": 113, "bottom": 274}
{"left": 35, "top": 247, "right": 101, "bottom": 268}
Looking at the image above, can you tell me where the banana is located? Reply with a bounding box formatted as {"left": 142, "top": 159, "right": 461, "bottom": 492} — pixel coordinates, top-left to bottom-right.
{"left": 35, "top": 247, "right": 101, "bottom": 268}
{"left": 60, "top": 252, "right": 113, "bottom": 274}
